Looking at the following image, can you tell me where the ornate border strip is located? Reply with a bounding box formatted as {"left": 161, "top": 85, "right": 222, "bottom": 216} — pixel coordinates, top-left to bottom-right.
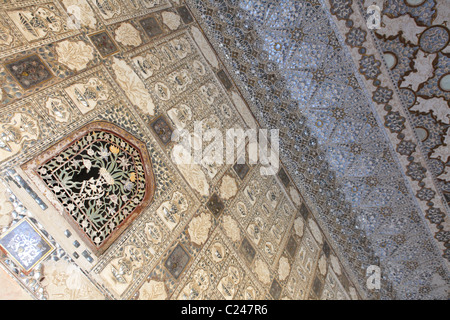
{"left": 324, "top": 0, "right": 449, "bottom": 263}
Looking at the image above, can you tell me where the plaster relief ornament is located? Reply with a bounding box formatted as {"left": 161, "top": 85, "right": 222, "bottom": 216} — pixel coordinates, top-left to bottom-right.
{"left": 270, "top": 221, "right": 282, "bottom": 244}
{"left": 93, "top": 0, "right": 122, "bottom": 20}
{"left": 222, "top": 215, "right": 241, "bottom": 243}
{"left": 244, "top": 180, "right": 259, "bottom": 206}
{"left": 7, "top": 6, "right": 64, "bottom": 42}
{"left": 167, "top": 104, "right": 192, "bottom": 130}
{"left": 111, "top": 57, "right": 155, "bottom": 115}
{"left": 330, "top": 255, "right": 342, "bottom": 275}
{"left": 190, "top": 26, "right": 219, "bottom": 69}
{"left": 218, "top": 266, "right": 240, "bottom": 299}
{"left": 0, "top": 188, "right": 13, "bottom": 227}
{"left": 45, "top": 96, "right": 71, "bottom": 122}
{"left": 141, "top": 0, "right": 162, "bottom": 9}
{"left": 0, "top": 23, "right": 14, "bottom": 47}
{"left": 244, "top": 286, "right": 256, "bottom": 300}
{"left": 168, "top": 69, "right": 192, "bottom": 93}
{"left": 289, "top": 186, "right": 301, "bottom": 206}
{"left": 192, "top": 60, "right": 206, "bottom": 76}
{"left": 154, "top": 82, "right": 171, "bottom": 101}
{"left": 318, "top": 255, "right": 327, "bottom": 276}
{"left": 265, "top": 241, "right": 275, "bottom": 258}
{"left": 139, "top": 280, "right": 167, "bottom": 300}
{"left": 132, "top": 53, "right": 161, "bottom": 79}
{"left": 0, "top": 112, "right": 40, "bottom": 163}
{"left": 161, "top": 11, "right": 181, "bottom": 31}
{"left": 63, "top": 0, "right": 97, "bottom": 29}
{"left": 170, "top": 36, "right": 191, "bottom": 59}
{"left": 293, "top": 217, "right": 304, "bottom": 237}
{"left": 200, "top": 83, "right": 219, "bottom": 105}
{"left": 308, "top": 219, "right": 323, "bottom": 245}
{"left": 42, "top": 259, "right": 104, "bottom": 300}
{"left": 266, "top": 186, "right": 279, "bottom": 208}
{"left": 56, "top": 40, "right": 94, "bottom": 71}
{"left": 64, "top": 77, "right": 111, "bottom": 114}
{"left": 211, "top": 242, "right": 226, "bottom": 263}
{"left": 156, "top": 191, "right": 189, "bottom": 231}
{"left": 236, "top": 201, "right": 247, "bottom": 217}
{"left": 219, "top": 175, "right": 238, "bottom": 200}
{"left": 187, "top": 212, "right": 212, "bottom": 246}
{"left": 254, "top": 259, "right": 271, "bottom": 285}
{"left": 144, "top": 221, "right": 163, "bottom": 245}
{"left": 100, "top": 244, "right": 148, "bottom": 296}
{"left": 171, "top": 144, "right": 209, "bottom": 197}
{"left": 247, "top": 223, "right": 261, "bottom": 245}
{"left": 114, "top": 23, "right": 142, "bottom": 47}
{"left": 278, "top": 256, "right": 290, "bottom": 281}
{"left": 179, "top": 268, "right": 210, "bottom": 300}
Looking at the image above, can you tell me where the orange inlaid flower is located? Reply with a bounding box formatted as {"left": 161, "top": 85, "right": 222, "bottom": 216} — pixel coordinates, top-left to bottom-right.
{"left": 109, "top": 145, "right": 120, "bottom": 154}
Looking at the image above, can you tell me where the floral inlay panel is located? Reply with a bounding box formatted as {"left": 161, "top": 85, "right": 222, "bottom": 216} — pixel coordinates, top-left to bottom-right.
{"left": 22, "top": 121, "right": 155, "bottom": 254}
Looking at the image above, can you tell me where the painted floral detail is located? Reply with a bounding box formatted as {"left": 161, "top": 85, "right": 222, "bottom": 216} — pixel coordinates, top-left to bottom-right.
{"left": 55, "top": 40, "right": 94, "bottom": 71}
{"left": 345, "top": 27, "right": 366, "bottom": 47}
{"left": 187, "top": 212, "right": 212, "bottom": 246}
{"left": 372, "top": 86, "right": 393, "bottom": 104}
{"left": 359, "top": 55, "right": 381, "bottom": 80}
{"left": 114, "top": 22, "right": 142, "bottom": 47}
{"left": 406, "top": 161, "right": 427, "bottom": 181}
{"left": 384, "top": 111, "right": 405, "bottom": 133}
